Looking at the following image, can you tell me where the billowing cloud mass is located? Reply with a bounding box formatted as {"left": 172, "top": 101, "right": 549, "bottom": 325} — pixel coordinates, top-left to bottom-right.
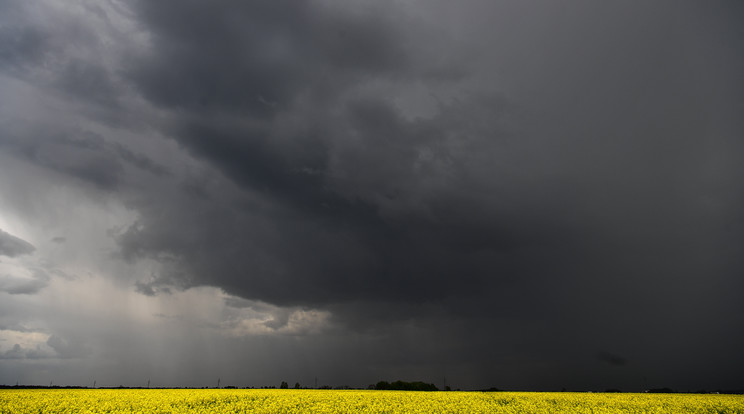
{"left": 0, "top": 0, "right": 742, "bottom": 391}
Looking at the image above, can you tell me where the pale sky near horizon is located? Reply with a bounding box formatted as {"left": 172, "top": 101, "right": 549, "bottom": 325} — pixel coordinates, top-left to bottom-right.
{"left": 0, "top": 0, "right": 742, "bottom": 391}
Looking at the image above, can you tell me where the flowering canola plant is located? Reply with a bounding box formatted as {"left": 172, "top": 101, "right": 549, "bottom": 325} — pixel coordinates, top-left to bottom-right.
{"left": 1, "top": 389, "right": 743, "bottom": 413}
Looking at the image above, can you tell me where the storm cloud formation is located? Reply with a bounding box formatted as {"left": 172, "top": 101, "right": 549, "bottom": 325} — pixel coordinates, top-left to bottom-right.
{"left": 0, "top": 0, "right": 742, "bottom": 391}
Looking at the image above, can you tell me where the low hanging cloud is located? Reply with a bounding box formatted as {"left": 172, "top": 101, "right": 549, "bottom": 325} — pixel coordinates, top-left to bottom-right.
{"left": 0, "top": 344, "right": 49, "bottom": 360}
{"left": 0, "top": 230, "right": 35, "bottom": 258}
{"left": 0, "top": 334, "right": 87, "bottom": 360}
{"left": 0, "top": 329, "right": 53, "bottom": 360}
{"left": 0, "top": 272, "right": 50, "bottom": 295}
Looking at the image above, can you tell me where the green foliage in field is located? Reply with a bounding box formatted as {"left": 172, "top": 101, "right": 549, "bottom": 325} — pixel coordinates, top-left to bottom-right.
{"left": 1, "top": 389, "right": 743, "bottom": 413}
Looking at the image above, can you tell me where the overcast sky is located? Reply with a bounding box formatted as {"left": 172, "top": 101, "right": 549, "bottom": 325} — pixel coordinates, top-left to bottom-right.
{"left": 1, "top": 0, "right": 742, "bottom": 391}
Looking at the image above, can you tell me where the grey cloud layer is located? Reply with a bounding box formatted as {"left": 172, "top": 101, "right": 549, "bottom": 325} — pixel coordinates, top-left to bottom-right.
{"left": 0, "top": 271, "right": 49, "bottom": 295}
{"left": 0, "top": 230, "right": 35, "bottom": 257}
{"left": 0, "top": 121, "right": 166, "bottom": 190}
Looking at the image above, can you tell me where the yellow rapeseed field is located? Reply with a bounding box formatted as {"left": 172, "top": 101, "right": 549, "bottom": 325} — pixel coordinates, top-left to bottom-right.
{"left": 1, "top": 389, "right": 743, "bottom": 413}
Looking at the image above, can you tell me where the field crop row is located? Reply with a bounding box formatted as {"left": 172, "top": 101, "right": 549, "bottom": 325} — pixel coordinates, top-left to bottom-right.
{"left": 1, "top": 389, "right": 743, "bottom": 413}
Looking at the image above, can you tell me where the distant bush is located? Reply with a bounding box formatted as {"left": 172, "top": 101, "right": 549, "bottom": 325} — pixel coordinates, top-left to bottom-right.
{"left": 375, "top": 380, "right": 438, "bottom": 391}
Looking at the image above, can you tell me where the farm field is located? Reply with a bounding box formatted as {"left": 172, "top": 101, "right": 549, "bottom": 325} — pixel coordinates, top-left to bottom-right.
{"left": 1, "top": 388, "right": 743, "bottom": 413}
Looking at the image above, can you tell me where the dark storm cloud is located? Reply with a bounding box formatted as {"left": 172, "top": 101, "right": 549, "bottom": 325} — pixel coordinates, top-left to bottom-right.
{"left": 0, "top": 1, "right": 50, "bottom": 74}
{"left": 125, "top": 1, "right": 424, "bottom": 115}
{"left": 117, "top": 0, "right": 744, "bottom": 320}
{"left": 111, "top": 94, "right": 552, "bottom": 308}
{"left": 2, "top": 0, "right": 743, "bottom": 391}
{"left": 121, "top": 1, "right": 524, "bottom": 306}
{"left": 0, "top": 229, "right": 35, "bottom": 257}
{"left": 111, "top": 142, "right": 169, "bottom": 177}
{"left": 112, "top": 0, "right": 500, "bottom": 308}
{"left": 55, "top": 59, "right": 121, "bottom": 108}
{"left": 0, "top": 0, "right": 117, "bottom": 89}
{"left": 0, "top": 120, "right": 167, "bottom": 189}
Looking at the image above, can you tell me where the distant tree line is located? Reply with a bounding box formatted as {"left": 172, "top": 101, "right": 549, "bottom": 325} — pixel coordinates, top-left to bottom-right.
{"left": 374, "top": 380, "right": 438, "bottom": 391}
{"left": 4, "top": 383, "right": 742, "bottom": 394}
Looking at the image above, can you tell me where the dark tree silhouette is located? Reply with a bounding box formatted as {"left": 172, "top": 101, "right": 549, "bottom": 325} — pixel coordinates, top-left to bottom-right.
{"left": 375, "top": 380, "right": 438, "bottom": 391}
